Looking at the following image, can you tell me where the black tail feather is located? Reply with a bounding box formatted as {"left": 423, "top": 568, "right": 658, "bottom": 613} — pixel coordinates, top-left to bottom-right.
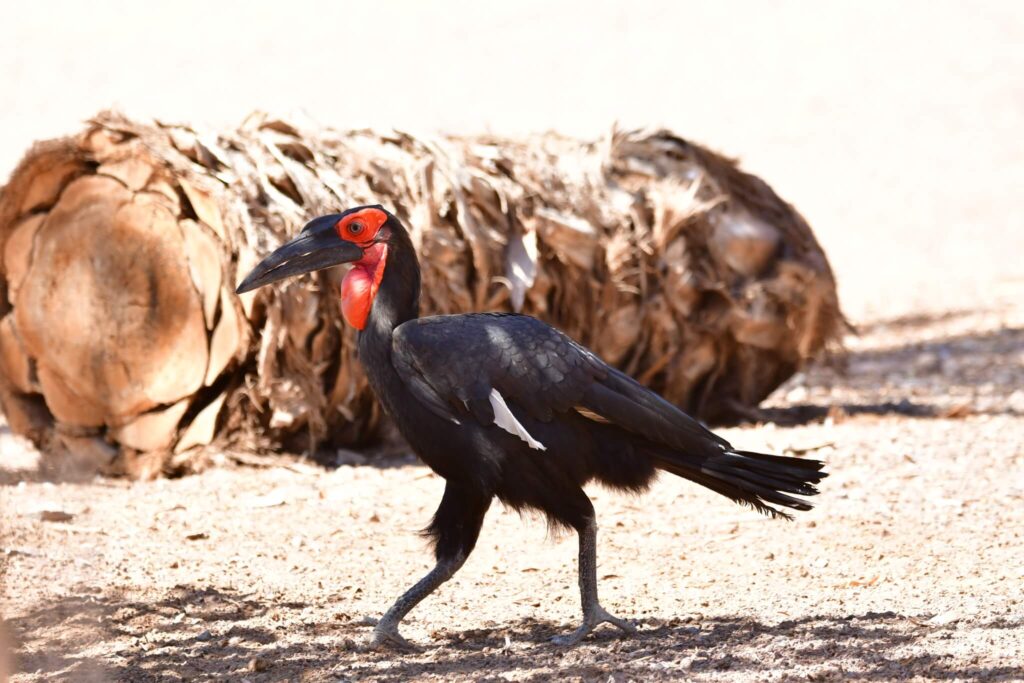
{"left": 652, "top": 447, "right": 827, "bottom": 520}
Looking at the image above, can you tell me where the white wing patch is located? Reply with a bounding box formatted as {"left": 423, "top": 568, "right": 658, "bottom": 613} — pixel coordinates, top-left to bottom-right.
{"left": 488, "top": 389, "right": 546, "bottom": 451}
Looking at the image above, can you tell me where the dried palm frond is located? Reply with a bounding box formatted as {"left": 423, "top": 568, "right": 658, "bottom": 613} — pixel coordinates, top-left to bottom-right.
{"left": 0, "top": 111, "right": 844, "bottom": 476}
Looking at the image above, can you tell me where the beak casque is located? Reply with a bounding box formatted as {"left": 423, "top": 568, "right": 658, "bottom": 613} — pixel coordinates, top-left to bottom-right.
{"left": 235, "top": 215, "right": 364, "bottom": 294}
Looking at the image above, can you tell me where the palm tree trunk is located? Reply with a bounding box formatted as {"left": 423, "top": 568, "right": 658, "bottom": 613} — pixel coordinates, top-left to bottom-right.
{"left": 0, "top": 111, "right": 844, "bottom": 476}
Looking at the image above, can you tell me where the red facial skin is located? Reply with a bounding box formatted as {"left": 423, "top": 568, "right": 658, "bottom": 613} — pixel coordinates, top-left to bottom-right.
{"left": 337, "top": 208, "right": 389, "bottom": 330}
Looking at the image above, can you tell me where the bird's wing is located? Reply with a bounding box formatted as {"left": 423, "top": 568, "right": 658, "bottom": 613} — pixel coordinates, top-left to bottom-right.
{"left": 392, "top": 313, "right": 606, "bottom": 430}
{"left": 581, "top": 366, "right": 729, "bottom": 452}
{"left": 391, "top": 313, "right": 729, "bottom": 453}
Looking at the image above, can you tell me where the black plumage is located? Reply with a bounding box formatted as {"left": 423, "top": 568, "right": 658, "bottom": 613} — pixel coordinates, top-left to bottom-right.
{"left": 390, "top": 312, "right": 821, "bottom": 521}
{"left": 237, "top": 205, "right": 828, "bottom": 648}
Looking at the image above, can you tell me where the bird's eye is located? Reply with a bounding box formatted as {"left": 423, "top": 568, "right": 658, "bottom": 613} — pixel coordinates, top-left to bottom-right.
{"left": 348, "top": 221, "right": 364, "bottom": 235}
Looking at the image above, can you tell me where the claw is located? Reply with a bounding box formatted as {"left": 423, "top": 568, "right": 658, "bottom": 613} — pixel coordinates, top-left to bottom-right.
{"left": 551, "top": 606, "right": 637, "bottom": 646}
{"left": 370, "top": 622, "right": 421, "bottom": 652}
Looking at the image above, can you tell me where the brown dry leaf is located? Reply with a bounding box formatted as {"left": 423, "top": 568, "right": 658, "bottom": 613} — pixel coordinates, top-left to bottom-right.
{"left": 3, "top": 213, "right": 44, "bottom": 301}
{"left": 174, "top": 392, "right": 227, "bottom": 453}
{"left": 35, "top": 364, "right": 106, "bottom": 426}
{"left": 111, "top": 400, "right": 189, "bottom": 452}
{"left": 533, "top": 208, "right": 598, "bottom": 270}
{"left": 505, "top": 227, "right": 538, "bottom": 312}
{"left": 848, "top": 575, "right": 881, "bottom": 587}
{"left": 204, "top": 289, "right": 242, "bottom": 386}
{"left": 180, "top": 219, "right": 223, "bottom": 328}
{"left": 39, "top": 510, "right": 75, "bottom": 523}
{"left": 709, "top": 207, "right": 781, "bottom": 277}
{"left": 941, "top": 403, "right": 974, "bottom": 419}
{"left": 0, "top": 315, "right": 33, "bottom": 393}
{"left": 18, "top": 158, "right": 87, "bottom": 214}
{"left": 179, "top": 179, "right": 227, "bottom": 241}
{"left": 97, "top": 156, "right": 153, "bottom": 191}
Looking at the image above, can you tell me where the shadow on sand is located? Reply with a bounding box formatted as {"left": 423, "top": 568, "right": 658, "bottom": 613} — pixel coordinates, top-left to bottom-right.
{"left": 750, "top": 322, "right": 1024, "bottom": 426}
{"left": 8, "top": 583, "right": 1022, "bottom": 681}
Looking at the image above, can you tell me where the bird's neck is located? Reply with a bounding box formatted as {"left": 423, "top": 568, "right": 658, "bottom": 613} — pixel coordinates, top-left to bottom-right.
{"left": 358, "top": 244, "right": 421, "bottom": 347}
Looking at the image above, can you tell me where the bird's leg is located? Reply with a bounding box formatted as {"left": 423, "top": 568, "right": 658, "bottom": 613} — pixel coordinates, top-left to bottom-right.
{"left": 552, "top": 516, "right": 637, "bottom": 646}
{"left": 371, "top": 552, "right": 465, "bottom": 650}
{"left": 370, "top": 482, "right": 490, "bottom": 650}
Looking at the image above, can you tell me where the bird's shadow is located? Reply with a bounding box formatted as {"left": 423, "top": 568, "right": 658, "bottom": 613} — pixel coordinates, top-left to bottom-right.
{"left": 7, "top": 584, "right": 1021, "bottom": 681}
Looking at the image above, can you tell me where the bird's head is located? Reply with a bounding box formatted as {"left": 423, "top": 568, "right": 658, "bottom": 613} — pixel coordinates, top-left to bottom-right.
{"left": 236, "top": 205, "right": 405, "bottom": 330}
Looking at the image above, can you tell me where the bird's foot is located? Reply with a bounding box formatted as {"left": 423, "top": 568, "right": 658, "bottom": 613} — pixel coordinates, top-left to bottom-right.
{"left": 551, "top": 606, "right": 637, "bottom": 646}
{"left": 370, "top": 621, "right": 420, "bottom": 652}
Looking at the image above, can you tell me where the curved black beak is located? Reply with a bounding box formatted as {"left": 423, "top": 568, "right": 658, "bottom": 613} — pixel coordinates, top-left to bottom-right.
{"left": 235, "top": 215, "right": 364, "bottom": 294}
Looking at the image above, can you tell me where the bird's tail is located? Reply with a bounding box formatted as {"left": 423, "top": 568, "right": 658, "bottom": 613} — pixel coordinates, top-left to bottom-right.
{"left": 651, "top": 448, "right": 827, "bottom": 520}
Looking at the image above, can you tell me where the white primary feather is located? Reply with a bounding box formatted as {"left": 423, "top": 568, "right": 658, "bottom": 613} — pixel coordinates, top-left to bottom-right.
{"left": 488, "top": 388, "right": 546, "bottom": 451}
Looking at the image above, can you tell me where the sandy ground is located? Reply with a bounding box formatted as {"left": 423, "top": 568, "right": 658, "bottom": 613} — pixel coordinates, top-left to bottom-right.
{"left": 2, "top": 298, "right": 1023, "bottom": 682}
{"left": 3, "top": 2, "right": 1024, "bottom": 682}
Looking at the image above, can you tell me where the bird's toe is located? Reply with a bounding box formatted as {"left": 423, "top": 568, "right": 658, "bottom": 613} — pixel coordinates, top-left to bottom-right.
{"left": 550, "top": 628, "right": 588, "bottom": 647}
{"left": 552, "top": 606, "right": 638, "bottom": 646}
{"left": 370, "top": 624, "right": 420, "bottom": 652}
{"left": 604, "top": 611, "right": 638, "bottom": 634}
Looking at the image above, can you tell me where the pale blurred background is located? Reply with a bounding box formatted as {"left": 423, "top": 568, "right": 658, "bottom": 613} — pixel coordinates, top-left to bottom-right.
{"left": 3, "top": 6, "right": 1024, "bottom": 679}
{"left": 2, "top": 0, "right": 1022, "bottom": 321}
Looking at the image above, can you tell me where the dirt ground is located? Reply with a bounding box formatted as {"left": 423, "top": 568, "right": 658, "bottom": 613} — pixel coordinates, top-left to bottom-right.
{"left": 3, "top": 3, "right": 1024, "bottom": 682}
{"left": 2, "top": 299, "right": 1024, "bottom": 683}
{"left": 2, "top": 293, "right": 1023, "bottom": 682}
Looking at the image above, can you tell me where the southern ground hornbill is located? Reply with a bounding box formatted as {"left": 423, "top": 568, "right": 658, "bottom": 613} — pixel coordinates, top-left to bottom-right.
{"left": 237, "top": 205, "right": 827, "bottom": 648}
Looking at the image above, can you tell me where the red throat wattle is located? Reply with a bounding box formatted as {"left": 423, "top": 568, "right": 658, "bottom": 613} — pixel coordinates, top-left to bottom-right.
{"left": 341, "top": 242, "right": 388, "bottom": 330}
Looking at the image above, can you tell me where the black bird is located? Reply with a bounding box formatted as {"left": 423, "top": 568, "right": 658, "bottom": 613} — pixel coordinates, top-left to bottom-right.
{"left": 237, "top": 205, "right": 827, "bottom": 648}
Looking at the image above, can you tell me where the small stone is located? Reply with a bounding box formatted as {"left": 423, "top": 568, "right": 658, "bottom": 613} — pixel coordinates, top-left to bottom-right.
{"left": 913, "top": 352, "right": 941, "bottom": 374}
{"left": 247, "top": 657, "right": 269, "bottom": 672}
{"left": 196, "top": 629, "right": 213, "bottom": 641}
